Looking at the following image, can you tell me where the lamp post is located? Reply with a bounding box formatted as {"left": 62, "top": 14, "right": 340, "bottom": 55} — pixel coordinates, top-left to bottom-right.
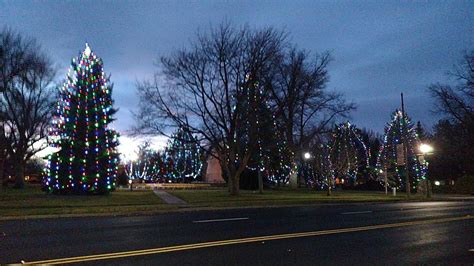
{"left": 418, "top": 143, "right": 434, "bottom": 198}
{"left": 257, "top": 167, "right": 263, "bottom": 194}
{"left": 380, "top": 168, "right": 388, "bottom": 195}
{"left": 302, "top": 152, "right": 311, "bottom": 189}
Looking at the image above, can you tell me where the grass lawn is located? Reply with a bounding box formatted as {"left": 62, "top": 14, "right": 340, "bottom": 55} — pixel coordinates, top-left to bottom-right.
{"left": 168, "top": 188, "right": 426, "bottom": 208}
{"left": 0, "top": 185, "right": 428, "bottom": 219}
{"left": 0, "top": 185, "right": 174, "bottom": 218}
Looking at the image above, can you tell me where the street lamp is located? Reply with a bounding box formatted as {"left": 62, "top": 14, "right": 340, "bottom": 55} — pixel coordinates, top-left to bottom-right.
{"left": 299, "top": 152, "right": 312, "bottom": 189}
{"left": 303, "top": 152, "right": 311, "bottom": 160}
{"left": 379, "top": 167, "right": 389, "bottom": 195}
{"left": 419, "top": 143, "right": 434, "bottom": 154}
{"left": 418, "top": 143, "right": 434, "bottom": 198}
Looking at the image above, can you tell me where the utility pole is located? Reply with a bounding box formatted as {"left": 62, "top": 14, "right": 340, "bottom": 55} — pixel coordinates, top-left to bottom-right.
{"left": 401, "top": 93, "right": 411, "bottom": 197}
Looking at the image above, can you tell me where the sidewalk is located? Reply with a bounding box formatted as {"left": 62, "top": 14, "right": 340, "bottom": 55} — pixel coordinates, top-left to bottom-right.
{"left": 153, "top": 190, "right": 188, "bottom": 205}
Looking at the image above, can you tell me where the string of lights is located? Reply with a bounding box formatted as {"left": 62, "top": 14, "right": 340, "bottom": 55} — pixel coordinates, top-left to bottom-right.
{"left": 376, "top": 110, "right": 426, "bottom": 190}
{"left": 43, "top": 44, "right": 119, "bottom": 194}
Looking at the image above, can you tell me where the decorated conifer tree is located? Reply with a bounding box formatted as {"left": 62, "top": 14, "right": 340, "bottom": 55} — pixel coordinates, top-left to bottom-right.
{"left": 125, "top": 142, "right": 153, "bottom": 182}
{"left": 238, "top": 78, "right": 293, "bottom": 188}
{"left": 163, "top": 127, "right": 203, "bottom": 181}
{"left": 377, "top": 110, "right": 426, "bottom": 191}
{"left": 329, "top": 122, "right": 369, "bottom": 186}
{"left": 43, "top": 44, "right": 119, "bottom": 194}
{"left": 310, "top": 142, "right": 335, "bottom": 194}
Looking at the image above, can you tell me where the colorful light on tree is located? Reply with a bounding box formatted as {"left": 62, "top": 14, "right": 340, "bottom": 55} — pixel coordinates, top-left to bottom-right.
{"left": 43, "top": 44, "right": 119, "bottom": 194}
{"left": 240, "top": 76, "right": 293, "bottom": 186}
{"left": 163, "top": 127, "right": 203, "bottom": 181}
{"left": 307, "top": 143, "right": 335, "bottom": 190}
{"left": 376, "top": 110, "right": 426, "bottom": 190}
{"left": 125, "top": 142, "right": 164, "bottom": 182}
{"left": 329, "top": 122, "right": 369, "bottom": 185}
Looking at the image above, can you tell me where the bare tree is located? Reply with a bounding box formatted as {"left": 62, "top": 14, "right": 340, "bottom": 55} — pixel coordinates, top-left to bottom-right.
{"left": 0, "top": 28, "right": 55, "bottom": 188}
{"left": 267, "top": 48, "right": 355, "bottom": 185}
{"left": 135, "top": 23, "right": 285, "bottom": 195}
{"left": 429, "top": 51, "right": 474, "bottom": 131}
{"left": 429, "top": 51, "right": 474, "bottom": 177}
{"left": 0, "top": 126, "right": 6, "bottom": 186}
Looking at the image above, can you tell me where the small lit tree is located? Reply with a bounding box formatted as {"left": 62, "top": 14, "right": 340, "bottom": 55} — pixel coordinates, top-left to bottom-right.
{"left": 329, "top": 122, "right": 369, "bottom": 186}
{"left": 125, "top": 142, "right": 154, "bottom": 182}
{"left": 163, "top": 127, "right": 203, "bottom": 181}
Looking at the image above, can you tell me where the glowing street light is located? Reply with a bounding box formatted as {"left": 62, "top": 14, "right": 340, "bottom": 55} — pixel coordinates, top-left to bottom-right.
{"left": 418, "top": 143, "right": 434, "bottom": 198}
{"left": 419, "top": 143, "right": 434, "bottom": 154}
{"left": 303, "top": 152, "right": 311, "bottom": 160}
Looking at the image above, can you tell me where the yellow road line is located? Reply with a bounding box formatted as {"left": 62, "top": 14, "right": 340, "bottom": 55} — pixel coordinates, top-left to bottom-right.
{"left": 23, "top": 215, "right": 473, "bottom": 265}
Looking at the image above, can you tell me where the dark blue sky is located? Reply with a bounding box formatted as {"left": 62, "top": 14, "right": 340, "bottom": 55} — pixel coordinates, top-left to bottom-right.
{"left": 1, "top": 0, "right": 472, "bottom": 137}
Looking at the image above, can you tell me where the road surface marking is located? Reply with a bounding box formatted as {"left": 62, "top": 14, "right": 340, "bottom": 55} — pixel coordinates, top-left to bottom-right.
{"left": 341, "top": 211, "right": 373, "bottom": 215}
{"left": 22, "top": 215, "right": 473, "bottom": 265}
{"left": 193, "top": 217, "right": 249, "bottom": 223}
{"left": 469, "top": 249, "right": 474, "bottom": 252}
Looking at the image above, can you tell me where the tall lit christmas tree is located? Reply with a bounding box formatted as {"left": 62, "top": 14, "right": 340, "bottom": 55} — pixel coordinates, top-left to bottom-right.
{"left": 43, "top": 44, "right": 119, "bottom": 194}
{"left": 377, "top": 110, "right": 426, "bottom": 191}
{"left": 163, "top": 127, "right": 203, "bottom": 181}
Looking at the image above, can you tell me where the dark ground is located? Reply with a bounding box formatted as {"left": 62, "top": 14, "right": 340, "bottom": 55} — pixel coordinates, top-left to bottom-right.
{"left": 1, "top": 201, "right": 473, "bottom": 265}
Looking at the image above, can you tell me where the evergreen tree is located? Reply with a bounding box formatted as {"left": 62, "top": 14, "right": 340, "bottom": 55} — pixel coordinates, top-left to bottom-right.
{"left": 359, "top": 128, "right": 382, "bottom": 168}
{"left": 329, "top": 122, "right": 369, "bottom": 186}
{"left": 125, "top": 142, "right": 154, "bottom": 182}
{"left": 415, "top": 121, "right": 428, "bottom": 141}
{"left": 309, "top": 142, "right": 335, "bottom": 192}
{"left": 43, "top": 44, "right": 119, "bottom": 194}
{"left": 163, "top": 127, "right": 203, "bottom": 181}
{"left": 239, "top": 79, "right": 293, "bottom": 188}
{"left": 377, "top": 110, "right": 426, "bottom": 191}
{"left": 148, "top": 150, "right": 165, "bottom": 181}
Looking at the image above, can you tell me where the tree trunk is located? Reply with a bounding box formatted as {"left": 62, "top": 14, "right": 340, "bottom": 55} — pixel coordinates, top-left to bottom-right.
{"left": 289, "top": 159, "right": 298, "bottom": 189}
{"left": 427, "top": 179, "right": 432, "bottom": 198}
{"left": 258, "top": 170, "right": 263, "bottom": 194}
{"left": 14, "top": 159, "right": 25, "bottom": 189}
{"left": 0, "top": 158, "right": 5, "bottom": 187}
{"left": 0, "top": 153, "right": 7, "bottom": 186}
{"left": 229, "top": 174, "right": 240, "bottom": 196}
{"left": 0, "top": 139, "right": 5, "bottom": 186}
{"left": 227, "top": 172, "right": 233, "bottom": 193}
{"left": 326, "top": 177, "right": 332, "bottom": 196}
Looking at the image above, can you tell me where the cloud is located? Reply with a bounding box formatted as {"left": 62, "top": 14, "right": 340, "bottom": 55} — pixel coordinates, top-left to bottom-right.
{"left": 1, "top": 0, "right": 471, "bottom": 134}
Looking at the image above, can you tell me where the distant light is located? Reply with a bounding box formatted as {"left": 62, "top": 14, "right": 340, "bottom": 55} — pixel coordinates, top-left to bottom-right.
{"left": 303, "top": 152, "right": 311, "bottom": 160}
{"left": 128, "top": 179, "right": 133, "bottom": 184}
{"left": 84, "top": 43, "right": 91, "bottom": 57}
{"left": 434, "top": 180, "right": 441, "bottom": 186}
{"left": 419, "top": 143, "right": 434, "bottom": 154}
{"left": 379, "top": 169, "right": 384, "bottom": 174}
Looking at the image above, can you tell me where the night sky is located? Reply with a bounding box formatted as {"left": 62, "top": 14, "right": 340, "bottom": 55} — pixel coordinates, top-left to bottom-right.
{"left": 1, "top": 0, "right": 472, "bottom": 154}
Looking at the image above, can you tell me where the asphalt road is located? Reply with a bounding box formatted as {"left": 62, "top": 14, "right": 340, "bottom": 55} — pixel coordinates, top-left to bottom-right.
{"left": 1, "top": 201, "right": 473, "bottom": 265}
